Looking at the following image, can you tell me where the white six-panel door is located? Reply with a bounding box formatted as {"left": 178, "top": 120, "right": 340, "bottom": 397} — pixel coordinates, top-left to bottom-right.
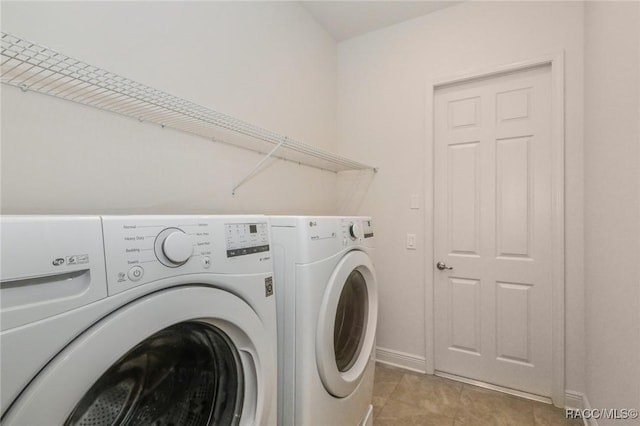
{"left": 434, "top": 65, "right": 553, "bottom": 397}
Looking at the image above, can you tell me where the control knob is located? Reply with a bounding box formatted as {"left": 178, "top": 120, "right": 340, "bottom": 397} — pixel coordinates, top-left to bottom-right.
{"left": 155, "top": 228, "right": 193, "bottom": 267}
{"left": 349, "top": 222, "right": 361, "bottom": 240}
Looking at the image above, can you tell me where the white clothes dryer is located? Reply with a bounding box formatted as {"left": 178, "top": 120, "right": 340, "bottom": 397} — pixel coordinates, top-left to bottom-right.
{"left": 270, "top": 216, "right": 378, "bottom": 426}
{"left": 0, "top": 215, "right": 277, "bottom": 426}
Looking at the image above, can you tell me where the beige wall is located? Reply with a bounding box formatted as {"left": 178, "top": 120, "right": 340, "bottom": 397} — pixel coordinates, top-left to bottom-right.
{"left": 1, "top": 1, "right": 339, "bottom": 215}
{"left": 337, "top": 1, "right": 586, "bottom": 394}
{"left": 584, "top": 1, "right": 640, "bottom": 420}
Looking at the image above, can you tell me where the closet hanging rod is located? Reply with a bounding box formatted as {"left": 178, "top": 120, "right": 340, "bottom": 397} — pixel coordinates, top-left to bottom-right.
{"left": 0, "top": 32, "right": 378, "bottom": 175}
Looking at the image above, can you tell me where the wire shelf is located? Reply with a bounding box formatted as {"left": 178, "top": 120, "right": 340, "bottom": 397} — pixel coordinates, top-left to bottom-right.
{"left": 1, "top": 32, "right": 377, "bottom": 180}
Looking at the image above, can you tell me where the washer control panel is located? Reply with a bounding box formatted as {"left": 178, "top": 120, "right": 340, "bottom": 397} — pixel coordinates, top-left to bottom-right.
{"left": 102, "top": 216, "right": 271, "bottom": 295}
{"left": 225, "top": 223, "right": 269, "bottom": 257}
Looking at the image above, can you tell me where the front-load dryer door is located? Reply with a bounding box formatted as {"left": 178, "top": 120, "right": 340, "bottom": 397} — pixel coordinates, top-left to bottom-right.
{"left": 316, "top": 250, "right": 378, "bottom": 398}
{"left": 2, "top": 286, "right": 274, "bottom": 426}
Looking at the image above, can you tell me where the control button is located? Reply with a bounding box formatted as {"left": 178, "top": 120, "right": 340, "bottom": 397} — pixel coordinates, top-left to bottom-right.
{"left": 128, "top": 266, "right": 144, "bottom": 282}
{"left": 202, "top": 256, "right": 211, "bottom": 269}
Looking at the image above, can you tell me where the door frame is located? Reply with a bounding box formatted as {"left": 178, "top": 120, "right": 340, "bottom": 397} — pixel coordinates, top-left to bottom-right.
{"left": 423, "top": 52, "right": 565, "bottom": 407}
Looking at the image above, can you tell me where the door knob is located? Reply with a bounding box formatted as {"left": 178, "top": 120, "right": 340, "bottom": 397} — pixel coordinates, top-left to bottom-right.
{"left": 436, "top": 262, "right": 453, "bottom": 271}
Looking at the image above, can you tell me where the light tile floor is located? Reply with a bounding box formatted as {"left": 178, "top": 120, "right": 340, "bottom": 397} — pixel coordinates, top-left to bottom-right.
{"left": 373, "top": 363, "right": 583, "bottom": 426}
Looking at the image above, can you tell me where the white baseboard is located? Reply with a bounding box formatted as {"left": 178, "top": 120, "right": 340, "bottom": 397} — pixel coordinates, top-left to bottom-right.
{"left": 375, "top": 346, "right": 426, "bottom": 373}
{"left": 564, "top": 391, "right": 596, "bottom": 426}
{"left": 565, "top": 390, "right": 586, "bottom": 410}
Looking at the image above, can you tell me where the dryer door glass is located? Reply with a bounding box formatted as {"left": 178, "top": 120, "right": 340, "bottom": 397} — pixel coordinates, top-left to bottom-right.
{"left": 64, "top": 322, "right": 243, "bottom": 426}
{"left": 334, "top": 269, "right": 368, "bottom": 372}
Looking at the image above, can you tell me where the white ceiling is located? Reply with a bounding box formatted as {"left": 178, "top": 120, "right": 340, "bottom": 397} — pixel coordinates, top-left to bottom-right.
{"left": 300, "top": 1, "right": 462, "bottom": 42}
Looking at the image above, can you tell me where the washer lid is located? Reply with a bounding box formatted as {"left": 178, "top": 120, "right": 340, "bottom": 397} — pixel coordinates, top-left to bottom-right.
{"left": 315, "top": 250, "right": 378, "bottom": 398}
{"left": 3, "top": 286, "right": 275, "bottom": 426}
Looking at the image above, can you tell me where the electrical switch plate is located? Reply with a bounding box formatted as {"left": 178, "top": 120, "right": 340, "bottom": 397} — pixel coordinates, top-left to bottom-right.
{"left": 410, "top": 194, "right": 420, "bottom": 209}
{"left": 406, "top": 234, "right": 416, "bottom": 250}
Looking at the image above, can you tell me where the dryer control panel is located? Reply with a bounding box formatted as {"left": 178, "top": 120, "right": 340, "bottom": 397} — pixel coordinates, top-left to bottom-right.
{"left": 340, "top": 217, "right": 374, "bottom": 248}
{"left": 102, "top": 216, "right": 271, "bottom": 296}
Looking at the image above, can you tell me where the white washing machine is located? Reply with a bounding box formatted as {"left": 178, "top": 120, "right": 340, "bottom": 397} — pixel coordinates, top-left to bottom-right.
{"left": 0, "top": 215, "right": 277, "bottom": 426}
{"left": 270, "top": 216, "right": 378, "bottom": 426}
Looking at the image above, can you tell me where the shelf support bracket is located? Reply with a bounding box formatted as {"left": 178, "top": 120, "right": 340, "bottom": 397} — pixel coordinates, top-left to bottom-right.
{"left": 232, "top": 138, "right": 287, "bottom": 195}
